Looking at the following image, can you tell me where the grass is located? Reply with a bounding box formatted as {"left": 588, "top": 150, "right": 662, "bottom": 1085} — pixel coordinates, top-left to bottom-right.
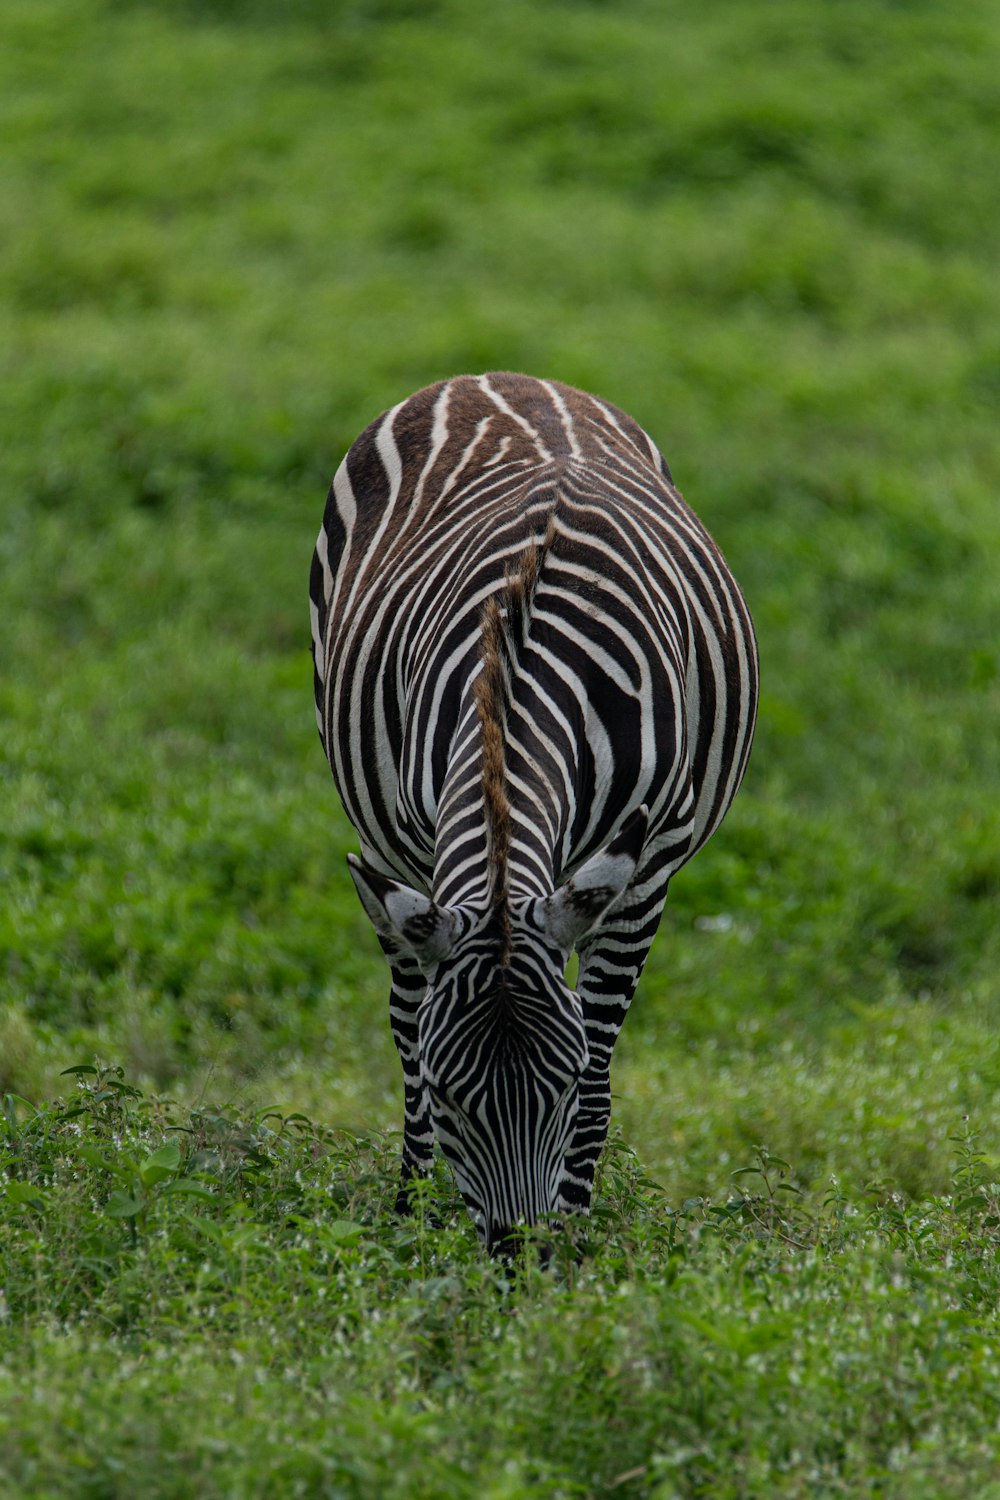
{"left": 4, "top": 1068, "right": 1000, "bottom": 1498}
{"left": 2, "top": 0, "right": 1000, "bottom": 1493}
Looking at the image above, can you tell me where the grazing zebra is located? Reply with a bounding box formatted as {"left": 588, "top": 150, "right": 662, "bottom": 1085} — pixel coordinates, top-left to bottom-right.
{"left": 310, "top": 373, "right": 757, "bottom": 1250}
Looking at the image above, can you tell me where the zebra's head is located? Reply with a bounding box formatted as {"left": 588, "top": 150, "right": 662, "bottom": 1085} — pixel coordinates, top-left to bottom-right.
{"left": 348, "top": 810, "right": 647, "bottom": 1250}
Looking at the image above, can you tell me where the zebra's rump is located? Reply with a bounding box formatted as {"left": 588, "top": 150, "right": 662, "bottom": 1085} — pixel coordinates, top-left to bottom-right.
{"left": 310, "top": 374, "right": 757, "bottom": 898}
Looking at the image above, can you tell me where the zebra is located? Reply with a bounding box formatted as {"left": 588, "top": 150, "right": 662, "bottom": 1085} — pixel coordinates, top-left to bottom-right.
{"left": 310, "top": 372, "right": 757, "bottom": 1251}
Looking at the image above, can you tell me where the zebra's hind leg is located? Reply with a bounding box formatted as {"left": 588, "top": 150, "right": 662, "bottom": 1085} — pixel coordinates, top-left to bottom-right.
{"left": 384, "top": 952, "right": 435, "bottom": 1217}
{"left": 559, "top": 872, "right": 672, "bottom": 1216}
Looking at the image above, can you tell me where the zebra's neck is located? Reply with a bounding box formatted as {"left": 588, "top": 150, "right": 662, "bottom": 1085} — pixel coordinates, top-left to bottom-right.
{"left": 431, "top": 684, "right": 566, "bottom": 914}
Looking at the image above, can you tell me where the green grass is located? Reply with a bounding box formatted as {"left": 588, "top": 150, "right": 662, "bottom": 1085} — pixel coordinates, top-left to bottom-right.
{"left": 5, "top": 1069, "right": 1000, "bottom": 1498}
{"left": 2, "top": 0, "right": 1000, "bottom": 1492}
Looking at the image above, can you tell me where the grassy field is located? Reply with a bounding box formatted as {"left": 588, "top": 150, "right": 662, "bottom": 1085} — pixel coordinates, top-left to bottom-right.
{"left": 2, "top": 0, "right": 1000, "bottom": 1493}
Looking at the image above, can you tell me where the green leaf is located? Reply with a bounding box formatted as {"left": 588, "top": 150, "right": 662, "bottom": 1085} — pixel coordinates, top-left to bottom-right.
{"left": 189, "top": 1217, "right": 225, "bottom": 1245}
{"left": 78, "top": 1147, "right": 137, "bottom": 1184}
{"left": 55, "top": 1106, "right": 88, "bottom": 1122}
{"left": 675, "top": 1309, "right": 732, "bottom": 1348}
{"left": 104, "top": 1078, "right": 142, "bottom": 1098}
{"left": 3, "top": 1093, "right": 38, "bottom": 1119}
{"left": 60, "top": 1064, "right": 98, "bottom": 1077}
{"left": 139, "top": 1142, "right": 181, "bottom": 1188}
{"left": 105, "top": 1190, "right": 145, "bottom": 1219}
{"left": 5, "top": 1181, "right": 46, "bottom": 1208}
{"left": 161, "top": 1178, "right": 214, "bottom": 1199}
{"left": 77, "top": 1144, "right": 109, "bottom": 1171}
{"left": 326, "top": 1219, "right": 366, "bottom": 1244}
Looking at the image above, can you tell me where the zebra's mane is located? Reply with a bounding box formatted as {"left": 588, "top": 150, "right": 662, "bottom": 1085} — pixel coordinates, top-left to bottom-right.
{"left": 473, "top": 517, "right": 556, "bottom": 960}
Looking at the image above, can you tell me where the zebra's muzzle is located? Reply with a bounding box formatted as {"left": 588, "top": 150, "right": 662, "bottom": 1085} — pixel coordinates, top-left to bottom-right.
{"left": 486, "top": 1221, "right": 562, "bottom": 1265}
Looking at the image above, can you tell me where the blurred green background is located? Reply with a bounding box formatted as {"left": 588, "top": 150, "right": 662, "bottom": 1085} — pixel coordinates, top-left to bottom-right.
{"left": 2, "top": 0, "right": 999, "bottom": 1199}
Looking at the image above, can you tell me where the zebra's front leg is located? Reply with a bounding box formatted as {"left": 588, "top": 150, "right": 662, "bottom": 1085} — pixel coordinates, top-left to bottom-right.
{"left": 559, "top": 883, "right": 669, "bottom": 1215}
{"left": 384, "top": 952, "right": 435, "bottom": 1216}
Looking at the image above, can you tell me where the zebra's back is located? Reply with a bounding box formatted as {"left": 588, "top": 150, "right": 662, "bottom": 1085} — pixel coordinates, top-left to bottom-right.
{"left": 311, "top": 372, "right": 756, "bottom": 896}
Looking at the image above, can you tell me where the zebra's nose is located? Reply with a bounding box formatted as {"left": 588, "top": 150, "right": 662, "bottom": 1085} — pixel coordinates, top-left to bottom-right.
{"left": 487, "top": 1226, "right": 555, "bottom": 1266}
{"left": 487, "top": 1224, "right": 523, "bottom": 1259}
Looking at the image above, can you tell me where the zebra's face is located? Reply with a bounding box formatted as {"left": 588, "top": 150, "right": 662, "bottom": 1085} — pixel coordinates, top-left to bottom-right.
{"left": 347, "top": 808, "right": 648, "bottom": 1247}
{"left": 416, "top": 931, "right": 589, "bottom": 1247}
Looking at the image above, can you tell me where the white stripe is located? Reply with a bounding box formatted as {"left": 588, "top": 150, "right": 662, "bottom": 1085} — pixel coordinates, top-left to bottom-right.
{"left": 476, "top": 374, "right": 554, "bottom": 463}
{"left": 543, "top": 381, "right": 583, "bottom": 459}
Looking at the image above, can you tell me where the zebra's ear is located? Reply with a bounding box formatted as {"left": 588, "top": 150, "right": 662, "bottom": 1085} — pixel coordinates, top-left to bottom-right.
{"left": 347, "top": 854, "right": 458, "bottom": 967}
{"left": 532, "top": 806, "right": 649, "bottom": 952}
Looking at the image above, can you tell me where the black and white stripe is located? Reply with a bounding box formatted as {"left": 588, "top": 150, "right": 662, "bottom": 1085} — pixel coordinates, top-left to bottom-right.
{"left": 310, "top": 373, "right": 757, "bottom": 1248}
